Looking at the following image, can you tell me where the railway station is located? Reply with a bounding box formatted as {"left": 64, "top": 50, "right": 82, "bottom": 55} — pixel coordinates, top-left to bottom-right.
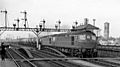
{"left": 1, "top": 0, "right": 120, "bottom": 67}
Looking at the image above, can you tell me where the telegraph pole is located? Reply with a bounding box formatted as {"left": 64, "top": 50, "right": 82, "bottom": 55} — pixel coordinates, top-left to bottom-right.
{"left": 14, "top": 18, "right": 20, "bottom": 28}
{"left": 21, "top": 11, "right": 27, "bottom": 28}
{"left": 1, "top": 10, "right": 7, "bottom": 28}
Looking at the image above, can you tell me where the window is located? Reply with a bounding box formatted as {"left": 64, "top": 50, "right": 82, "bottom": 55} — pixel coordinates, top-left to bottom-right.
{"left": 92, "top": 35, "right": 96, "bottom": 40}
{"left": 52, "top": 37, "right": 56, "bottom": 41}
{"left": 74, "top": 35, "right": 78, "bottom": 41}
{"left": 86, "top": 35, "right": 91, "bottom": 39}
{"left": 79, "top": 35, "right": 86, "bottom": 40}
{"left": 70, "top": 35, "right": 77, "bottom": 41}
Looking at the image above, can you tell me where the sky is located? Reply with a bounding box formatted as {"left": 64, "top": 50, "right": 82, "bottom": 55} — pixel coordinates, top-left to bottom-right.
{"left": 0, "top": 0, "right": 120, "bottom": 38}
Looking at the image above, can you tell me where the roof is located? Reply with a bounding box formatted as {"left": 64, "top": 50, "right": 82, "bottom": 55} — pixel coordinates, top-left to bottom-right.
{"left": 40, "top": 30, "right": 95, "bottom": 38}
{"left": 76, "top": 24, "right": 99, "bottom": 30}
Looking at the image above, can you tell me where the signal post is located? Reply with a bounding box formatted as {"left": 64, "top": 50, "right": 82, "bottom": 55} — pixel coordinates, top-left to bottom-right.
{"left": 32, "top": 24, "right": 43, "bottom": 50}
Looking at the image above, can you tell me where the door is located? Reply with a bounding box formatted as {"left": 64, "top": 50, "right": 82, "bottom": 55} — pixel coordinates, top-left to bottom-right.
{"left": 71, "top": 36, "right": 74, "bottom": 45}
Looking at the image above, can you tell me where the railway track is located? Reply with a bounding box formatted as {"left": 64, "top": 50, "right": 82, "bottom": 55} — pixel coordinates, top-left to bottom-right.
{"left": 6, "top": 48, "right": 38, "bottom": 67}
{"left": 7, "top": 44, "right": 120, "bottom": 67}
{"left": 30, "top": 50, "right": 84, "bottom": 67}
{"left": 33, "top": 49, "right": 64, "bottom": 58}
{"left": 31, "top": 50, "right": 120, "bottom": 67}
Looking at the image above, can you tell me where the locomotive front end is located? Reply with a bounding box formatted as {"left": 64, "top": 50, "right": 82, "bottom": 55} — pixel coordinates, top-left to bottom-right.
{"left": 77, "top": 31, "right": 98, "bottom": 57}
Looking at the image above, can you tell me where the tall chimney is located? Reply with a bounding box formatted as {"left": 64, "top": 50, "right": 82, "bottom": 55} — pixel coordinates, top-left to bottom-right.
{"left": 104, "top": 22, "right": 109, "bottom": 40}
{"left": 93, "top": 19, "right": 96, "bottom": 26}
{"left": 84, "top": 18, "right": 88, "bottom": 25}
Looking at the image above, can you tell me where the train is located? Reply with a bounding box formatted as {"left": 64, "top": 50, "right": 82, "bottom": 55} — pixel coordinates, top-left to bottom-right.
{"left": 39, "top": 30, "right": 98, "bottom": 58}
{"left": 9, "top": 30, "right": 98, "bottom": 58}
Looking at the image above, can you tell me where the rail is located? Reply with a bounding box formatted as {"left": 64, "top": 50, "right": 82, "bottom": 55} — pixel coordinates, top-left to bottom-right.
{"left": 6, "top": 49, "right": 21, "bottom": 67}
{"left": 7, "top": 48, "right": 37, "bottom": 67}
{"left": 30, "top": 50, "right": 81, "bottom": 67}
{"left": 43, "top": 47, "right": 67, "bottom": 57}
{"left": 14, "top": 57, "right": 120, "bottom": 61}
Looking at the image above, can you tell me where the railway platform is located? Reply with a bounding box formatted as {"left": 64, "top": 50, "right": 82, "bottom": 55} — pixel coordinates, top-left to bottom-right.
{"left": 0, "top": 59, "right": 17, "bottom": 67}
{"left": 69, "top": 60, "right": 103, "bottom": 67}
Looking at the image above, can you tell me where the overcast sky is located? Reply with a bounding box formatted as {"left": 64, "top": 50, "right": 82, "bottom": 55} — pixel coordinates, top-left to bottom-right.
{"left": 0, "top": 0, "right": 120, "bottom": 38}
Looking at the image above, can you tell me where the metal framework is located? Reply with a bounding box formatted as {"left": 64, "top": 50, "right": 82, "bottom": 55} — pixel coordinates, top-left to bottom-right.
{"left": 0, "top": 10, "right": 73, "bottom": 50}
{"left": 0, "top": 27, "right": 73, "bottom": 49}
{"left": 21, "top": 11, "right": 27, "bottom": 28}
{"left": 0, "top": 27, "right": 71, "bottom": 32}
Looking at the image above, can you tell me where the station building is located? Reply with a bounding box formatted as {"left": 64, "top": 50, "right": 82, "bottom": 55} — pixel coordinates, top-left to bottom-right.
{"left": 75, "top": 18, "right": 100, "bottom": 36}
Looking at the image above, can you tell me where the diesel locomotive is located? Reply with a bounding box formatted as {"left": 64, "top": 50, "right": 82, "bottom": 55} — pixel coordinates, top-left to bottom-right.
{"left": 40, "top": 30, "right": 98, "bottom": 57}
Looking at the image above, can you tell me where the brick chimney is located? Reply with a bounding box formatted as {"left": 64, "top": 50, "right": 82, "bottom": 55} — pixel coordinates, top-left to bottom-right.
{"left": 84, "top": 18, "right": 88, "bottom": 25}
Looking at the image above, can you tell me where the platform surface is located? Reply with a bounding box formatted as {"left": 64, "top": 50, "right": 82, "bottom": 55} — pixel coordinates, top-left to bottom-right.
{"left": 0, "top": 59, "right": 17, "bottom": 67}
{"left": 69, "top": 60, "right": 103, "bottom": 67}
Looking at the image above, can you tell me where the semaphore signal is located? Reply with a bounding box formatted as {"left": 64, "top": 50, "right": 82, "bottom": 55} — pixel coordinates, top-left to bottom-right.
{"left": 1, "top": 9, "right": 7, "bottom": 28}
{"left": 14, "top": 18, "right": 20, "bottom": 28}
{"left": 20, "top": 10, "right": 27, "bottom": 29}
